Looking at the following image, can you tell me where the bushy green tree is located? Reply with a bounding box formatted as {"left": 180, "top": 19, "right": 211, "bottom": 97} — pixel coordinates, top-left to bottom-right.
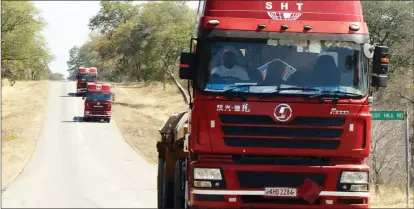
{"left": 1, "top": 1, "right": 53, "bottom": 84}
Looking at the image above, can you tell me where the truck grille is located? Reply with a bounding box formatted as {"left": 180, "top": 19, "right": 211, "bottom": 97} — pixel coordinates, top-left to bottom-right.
{"left": 237, "top": 171, "right": 325, "bottom": 188}
{"left": 79, "top": 82, "right": 87, "bottom": 88}
{"left": 92, "top": 104, "right": 108, "bottom": 109}
{"left": 219, "top": 114, "right": 344, "bottom": 149}
{"left": 219, "top": 114, "right": 346, "bottom": 126}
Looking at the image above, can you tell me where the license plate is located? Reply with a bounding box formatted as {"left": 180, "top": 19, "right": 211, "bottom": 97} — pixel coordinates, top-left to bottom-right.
{"left": 94, "top": 105, "right": 103, "bottom": 108}
{"left": 264, "top": 187, "right": 297, "bottom": 197}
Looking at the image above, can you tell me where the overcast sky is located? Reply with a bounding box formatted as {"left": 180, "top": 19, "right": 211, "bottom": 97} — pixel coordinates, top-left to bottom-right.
{"left": 34, "top": 1, "right": 199, "bottom": 77}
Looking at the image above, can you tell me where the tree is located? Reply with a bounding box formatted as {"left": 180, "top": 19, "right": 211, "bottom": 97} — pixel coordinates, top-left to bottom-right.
{"left": 1, "top": 1, "right": 52, "bottom": 84}
{"left": 363, "top": 0, "right": 414, "bottom": 189}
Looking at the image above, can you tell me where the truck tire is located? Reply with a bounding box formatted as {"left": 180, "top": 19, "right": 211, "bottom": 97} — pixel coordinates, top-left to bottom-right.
{"left": 84, "top": 117, "right": 89, "bottom": 122}
{"left": 158, "top": 157, "right": 169, "bottom": 209}
{"left": 174, "top": 159, "right": 186, "bottom": 209}
{"left": 106, "top": 118, "right": 111, "bottom": 123}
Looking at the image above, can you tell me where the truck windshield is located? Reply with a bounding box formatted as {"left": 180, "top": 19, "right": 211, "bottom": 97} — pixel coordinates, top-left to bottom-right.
{"left": 77, "top": 74, "right": 97, "bottom": 81}
{"left": 197, "top": 39, "right": 368, "bottom": 96}
{"left": 86, "top": 92, "right": 112, "bottom": 101}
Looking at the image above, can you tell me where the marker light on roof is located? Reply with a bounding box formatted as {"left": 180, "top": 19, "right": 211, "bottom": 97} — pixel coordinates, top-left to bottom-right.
{"left": 257, "top": 24, "right": 266, "bottom": 29}
{"left": 303, "top": 25, "right": 312, "bottom": 30}
{"left": 208, "top": 20, "right": 220, "bottom": 26}
{"left": 281, "top": 24, "right": 289, "bottom": 30}
{"left": 349, "top": 24, "right": 360, "bottom": 31}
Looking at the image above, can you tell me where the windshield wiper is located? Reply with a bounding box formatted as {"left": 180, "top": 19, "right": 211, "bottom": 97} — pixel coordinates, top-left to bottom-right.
{"left": 223, "top": 83, "right": 264, "bottom": 92}
{"left": 308, "top": 90, "right": 363, "bottom": 99}
{"left": 270, "top": 87, "right": 321, "bottom": 94}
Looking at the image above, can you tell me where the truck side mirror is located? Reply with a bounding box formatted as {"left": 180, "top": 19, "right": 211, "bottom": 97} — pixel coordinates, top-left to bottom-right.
{"left": 370, "top": 46, "right": 390, "bottom": 88}
{"left": 179, "top": 52, "right": 196, "bottom": 80}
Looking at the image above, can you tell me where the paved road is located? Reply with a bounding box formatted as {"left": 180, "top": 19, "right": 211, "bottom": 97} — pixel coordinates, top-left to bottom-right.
{"left": 2, "top": 81, "right": 157, "bottom": 208}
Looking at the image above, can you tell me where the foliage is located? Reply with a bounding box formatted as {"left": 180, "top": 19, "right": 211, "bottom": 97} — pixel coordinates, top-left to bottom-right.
{"left": 49, "top": 72, "right": 65, "bottom": 81}
{"left": 1, "top": 1, "right": 53, "bottom": 84}
{"left": 66, "top": 1, "right": 196, "bottom": 84}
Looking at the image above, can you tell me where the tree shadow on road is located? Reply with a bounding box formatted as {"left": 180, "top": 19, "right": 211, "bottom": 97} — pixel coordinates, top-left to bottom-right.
{"left": 59, "top": 93, "right": 78, "bottom": 97}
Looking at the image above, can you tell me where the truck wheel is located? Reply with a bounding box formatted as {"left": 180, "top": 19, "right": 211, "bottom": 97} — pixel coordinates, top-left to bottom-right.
{"left": 84, "top": 117, "right": 89, "bottom": 122}
{"left": 106, "top": 118, "right": 111, "bottom": 123}
{"left": 158, "top": 157, "right": 166, "bottom": 209}
{"left": 174, "top": 159, "right": 186, "bottom": 209}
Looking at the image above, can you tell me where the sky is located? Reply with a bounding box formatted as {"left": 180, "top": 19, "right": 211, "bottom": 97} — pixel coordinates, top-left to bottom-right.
{"left": 33, "top": 1, "right": 200, "bottom": 77}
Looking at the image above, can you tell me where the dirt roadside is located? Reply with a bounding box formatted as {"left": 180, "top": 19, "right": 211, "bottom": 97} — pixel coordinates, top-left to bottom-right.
{"left": 111, "top": 82, "right": 187, "bottom": 164}
{"left": 2, "top": 80, "right": 50, "bottom": 188}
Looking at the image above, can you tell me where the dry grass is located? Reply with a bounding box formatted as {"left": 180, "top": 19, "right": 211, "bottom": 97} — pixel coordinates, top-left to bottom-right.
{"left": 111, "top": 82, "right": 187, "bottom": 164}
{"left": 370, "top": 185, "right": 414, "bottom": 208}
{"left": 1, "top": 79, "right": 50, "bottom": 188}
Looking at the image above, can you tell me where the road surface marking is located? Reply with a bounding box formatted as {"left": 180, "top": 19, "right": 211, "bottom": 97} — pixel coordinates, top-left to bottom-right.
{"left": 74, "top": 94, "right": 85, "bottom": 140}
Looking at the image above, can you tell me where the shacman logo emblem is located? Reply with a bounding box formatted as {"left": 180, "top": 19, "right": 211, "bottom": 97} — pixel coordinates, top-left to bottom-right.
{"left": 274, "top": 103, "right": 293, "bottom": 122}
{"left": 96, "top": 85, "right": 102, "bottom": 90}
{"left": 97, "top": 102, "right": 100, "bottom": 105}
{"left": 85, "top": 68, "right": 90, "bottom": 73}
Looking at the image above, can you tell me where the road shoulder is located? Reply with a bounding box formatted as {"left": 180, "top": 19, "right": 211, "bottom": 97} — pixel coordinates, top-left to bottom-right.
{"left": 111, "top": 82, "right": 187, "bottom": 164}
{"left": 2, "top": 80, "right": 50, "bottom": 189}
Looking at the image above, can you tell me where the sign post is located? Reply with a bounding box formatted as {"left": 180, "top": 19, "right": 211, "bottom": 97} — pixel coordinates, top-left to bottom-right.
{"left": 371, "top": 110, "right": 410, "bottom": 208}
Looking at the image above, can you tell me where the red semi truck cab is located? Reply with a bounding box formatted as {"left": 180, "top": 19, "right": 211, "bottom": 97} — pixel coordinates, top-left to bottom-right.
{"left": 82, "top": 82, "right": 113, "bottom": 123}
{"left": 76, "top": 67, "right": 98, "bottom": 96}
{"left": 157, "top": 1, "right": 390, "bottom": 209}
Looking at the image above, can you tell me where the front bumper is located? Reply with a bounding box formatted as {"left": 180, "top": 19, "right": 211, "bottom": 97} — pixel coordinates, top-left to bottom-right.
{"left": 188, "top": 161, "right": 370, "bottom": 208}
{"left": 84, "top": 111, "right": 111, "bottom": 118}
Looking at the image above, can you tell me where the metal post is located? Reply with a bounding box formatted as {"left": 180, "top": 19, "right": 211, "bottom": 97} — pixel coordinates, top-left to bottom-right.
{"left": 405, "top": 110, "right": 410, "bottom": 208}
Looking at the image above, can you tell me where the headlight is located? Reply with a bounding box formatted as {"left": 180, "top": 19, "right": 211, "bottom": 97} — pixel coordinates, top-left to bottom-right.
{"left": 194, "top": 168, "right": 222, "bottom": 180}
{"left": 340, "top": 171, "right": 368, "bottom": 184}
{"left": 85, "top": 111, "right": 90, "bottom": 114}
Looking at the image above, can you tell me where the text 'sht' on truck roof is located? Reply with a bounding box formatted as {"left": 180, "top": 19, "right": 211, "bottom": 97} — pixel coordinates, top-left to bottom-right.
{"left": 157, "top": 0, "right": 390, "bottom": 209}
{"left": 82, "top": 82, "right": 113, "bottom": 123}
{"left": 76, "top": 67, "right": 98, "bottom": 96}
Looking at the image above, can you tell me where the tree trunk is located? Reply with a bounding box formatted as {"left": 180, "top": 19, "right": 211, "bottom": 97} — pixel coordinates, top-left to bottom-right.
{"left": 166, "top": 69, "right": 189, "bottom": 104}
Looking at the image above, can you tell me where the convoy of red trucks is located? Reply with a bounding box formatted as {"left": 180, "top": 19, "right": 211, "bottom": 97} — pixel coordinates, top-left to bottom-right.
{"left": 157, "top": 0, "right": 390, "bottom": 209}
{"left": 76, "top": 67, "right": 98, "bottom": 96}
{"left": 82, "top": 82, "right": 113, "bottom": 123}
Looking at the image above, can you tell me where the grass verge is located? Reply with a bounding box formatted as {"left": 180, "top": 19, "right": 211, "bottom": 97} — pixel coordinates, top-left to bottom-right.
{"left": 111, "top": 82, "right": 187, "bottom": 164}
{"left": 1, "top": 80, "right": 50, "bottom": 188}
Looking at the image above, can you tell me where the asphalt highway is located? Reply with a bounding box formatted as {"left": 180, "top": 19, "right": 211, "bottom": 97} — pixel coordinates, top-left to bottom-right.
{"left": 2, "top": 81, "right": 157, "bottom": 208}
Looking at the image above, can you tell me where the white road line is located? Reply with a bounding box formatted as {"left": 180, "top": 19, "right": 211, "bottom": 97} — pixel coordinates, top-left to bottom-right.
{"left": 74, "top": 91, "right": 85, "bottom": 140}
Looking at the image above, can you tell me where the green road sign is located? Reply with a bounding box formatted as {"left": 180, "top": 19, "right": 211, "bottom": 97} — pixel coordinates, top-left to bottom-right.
{"left": 371, "top": 111, "right": 406, "bottom": 120}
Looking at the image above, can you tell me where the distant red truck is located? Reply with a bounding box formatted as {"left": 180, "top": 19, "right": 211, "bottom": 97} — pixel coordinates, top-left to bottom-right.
{"left": 82, "top": 82, "right": 113, "bottom": 123}
{"left": 76, "top": 67, "right": 98, "bottom": 96}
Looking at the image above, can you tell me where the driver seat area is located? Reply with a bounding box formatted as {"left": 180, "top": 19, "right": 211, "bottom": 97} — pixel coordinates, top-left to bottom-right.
{"left": 311, "top": 55, "right": 341, "bottom": 86}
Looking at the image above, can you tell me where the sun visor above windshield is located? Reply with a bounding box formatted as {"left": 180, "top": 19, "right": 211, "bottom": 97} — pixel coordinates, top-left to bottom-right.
{"left": 203, "top": 0, "right": 364, "bottom": 22}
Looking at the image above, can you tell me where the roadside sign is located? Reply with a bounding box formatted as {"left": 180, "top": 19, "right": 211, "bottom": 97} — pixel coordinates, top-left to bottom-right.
{"left": 370, "top": 111, "right": 406, "bottom": 120}
{"left": 371, "top": 109, "right": 411, "bottom": 208}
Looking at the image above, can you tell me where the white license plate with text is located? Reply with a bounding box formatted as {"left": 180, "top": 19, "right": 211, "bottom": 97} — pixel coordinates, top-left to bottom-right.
{"left": 264, "top": 187, "right": 297, "bottom": 197}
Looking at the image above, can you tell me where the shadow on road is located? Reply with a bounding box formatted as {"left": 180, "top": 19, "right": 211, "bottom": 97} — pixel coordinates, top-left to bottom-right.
{"left": 62, "top": 116, "right": 108, "bottom": 123}
{"left": 61, "top": 116, "right": 85, "bottom": 123}
{"left": 59, "top": 93, "right": 78, "bottom": 97}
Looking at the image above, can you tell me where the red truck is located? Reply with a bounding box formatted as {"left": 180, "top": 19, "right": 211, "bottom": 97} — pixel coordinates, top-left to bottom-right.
{"left": 82, "top": 82, "right": 113, "bottom": 123}
{"left": 76, "top": 67, "right": 98, "bottom": 96}
{"left": 157, "top": 0, "right": 390, "bottom": 208}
